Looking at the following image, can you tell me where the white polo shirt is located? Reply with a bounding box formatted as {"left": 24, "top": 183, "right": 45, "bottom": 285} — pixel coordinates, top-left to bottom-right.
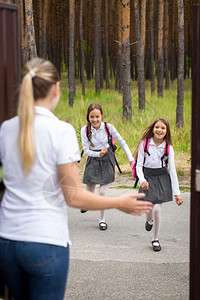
{"left": 0, "top": 106, "right": 81, "bottom": 247}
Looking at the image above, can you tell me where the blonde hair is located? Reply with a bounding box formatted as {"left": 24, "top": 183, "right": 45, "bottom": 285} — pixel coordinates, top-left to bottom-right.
{"left": 17, "top": 58, "right": 60, "bottom": 174}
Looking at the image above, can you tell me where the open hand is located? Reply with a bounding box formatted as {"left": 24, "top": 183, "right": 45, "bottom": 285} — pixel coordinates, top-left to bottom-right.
{"left": 117, "top": 193, "right": 152, "bottom": 216}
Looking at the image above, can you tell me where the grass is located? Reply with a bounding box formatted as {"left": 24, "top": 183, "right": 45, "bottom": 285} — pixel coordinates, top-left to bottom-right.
{"left": 110, "top": 184, "right": 190, "bottom": 191}
{"left": 55, "top": 75, "right": 191, "bottom": 182}
{"left": 110, "top": 185, "right": 138, "bottom": 190}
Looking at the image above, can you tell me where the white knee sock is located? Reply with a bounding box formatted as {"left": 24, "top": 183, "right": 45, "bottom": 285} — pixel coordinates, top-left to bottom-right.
{"left": 99, "top": 184, "right": 109, "bottom": 223}
{"left": 152, "top": 204, "right": 162, "bottom": 241}
{"left": 146, "top": 210, "right": 153, "bottom": 224}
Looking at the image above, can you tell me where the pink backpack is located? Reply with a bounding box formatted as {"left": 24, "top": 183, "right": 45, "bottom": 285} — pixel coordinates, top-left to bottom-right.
{"left": 131, "top": 138, "right": 170, "bottom": 187}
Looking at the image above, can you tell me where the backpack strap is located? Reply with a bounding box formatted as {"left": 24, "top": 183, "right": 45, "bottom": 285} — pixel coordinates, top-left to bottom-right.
{"left": 143, "top": 138, "right": 150, "bottom": 165}
{"left": 104, "top": 122, "right": 122, "bottom": 173}
{"left": 161, "top": 142, "right": 170, "bottom": 167}
{"left": 104, "top": 122, "right": 114, "bottom": 146}
{"left": 104, "top": 122, "right": 116, "bottom": 152}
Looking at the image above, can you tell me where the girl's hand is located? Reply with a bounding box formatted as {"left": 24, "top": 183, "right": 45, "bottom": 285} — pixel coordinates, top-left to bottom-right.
{"left": 130, "top": 161, "right": 134, "bottom": 167}
{"left": 175, "top": 195, "right": 183, "bottom": 206}
{"left": 141, "top": 181, "right": 149, "bottom": 190}
{"left": 100, "top": 148, "right": 108, "bottom": 157}
{"left": 117, "top": 193, "right": 152, "bottom": 216}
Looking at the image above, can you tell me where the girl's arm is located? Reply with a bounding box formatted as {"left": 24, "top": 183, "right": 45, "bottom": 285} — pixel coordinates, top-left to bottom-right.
{"left": 81, "top": 126, "right": 100, "bottom": 157}
{"left": 57, "top": 162, "right": 152, "bottom": 215}
{"left": 168, "top": 146, "right": 183, "bottom": 205}
{"left": 136, "top": 141, "right": 147, "bottom": 185}
{"left": 109, "top": 124, "right": 134, "bottom": 162}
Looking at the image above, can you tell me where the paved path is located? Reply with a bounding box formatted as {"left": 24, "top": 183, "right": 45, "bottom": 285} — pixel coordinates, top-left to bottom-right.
{"left": 64, "top": 188, "right": 190, "bottom": 300}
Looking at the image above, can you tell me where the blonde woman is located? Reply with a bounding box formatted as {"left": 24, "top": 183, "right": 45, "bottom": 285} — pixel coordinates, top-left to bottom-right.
{"left": 0, "top": 58, "right": 152, "bottom": 300}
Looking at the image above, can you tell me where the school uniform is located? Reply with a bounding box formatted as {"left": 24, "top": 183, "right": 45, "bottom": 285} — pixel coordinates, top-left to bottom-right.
{"left": 81, "top": 122, "right": 134, "bottom": 185}
{"left": 136, "top": 138, "right": 180, "bottom": 204}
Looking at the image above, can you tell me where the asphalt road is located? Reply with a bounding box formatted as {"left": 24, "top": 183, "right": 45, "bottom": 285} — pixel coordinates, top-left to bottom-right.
{"left": 64, "top": 188, "right": 190, "bottom": 300}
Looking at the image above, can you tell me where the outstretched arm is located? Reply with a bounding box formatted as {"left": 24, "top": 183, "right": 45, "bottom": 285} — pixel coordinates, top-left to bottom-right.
{"left": 57, "top": 162, "right": 152, "bottom": 216}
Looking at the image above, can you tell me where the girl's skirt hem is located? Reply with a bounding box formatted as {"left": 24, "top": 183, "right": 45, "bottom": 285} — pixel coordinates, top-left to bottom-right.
{"left": 138, "top": 167, "right": 173, "bottom": 204}
{"left": 83, "top": 148, "right": 115, "bottom": 185}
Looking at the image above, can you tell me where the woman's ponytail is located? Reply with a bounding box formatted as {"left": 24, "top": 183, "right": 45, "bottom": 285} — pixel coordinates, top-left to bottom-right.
{"left": 17, "top": 72, "right": 35, "bottom": 175}
{"left": 17, "top": 58, "right": 60, "bottom": 175}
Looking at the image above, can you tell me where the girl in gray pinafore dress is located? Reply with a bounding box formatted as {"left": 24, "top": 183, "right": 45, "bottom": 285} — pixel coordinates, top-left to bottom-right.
{"left": 80, "top": 103, "right": 134, "bottom": 231}
{"left": 134, "top": 118, "right": 184, "bottom": 252}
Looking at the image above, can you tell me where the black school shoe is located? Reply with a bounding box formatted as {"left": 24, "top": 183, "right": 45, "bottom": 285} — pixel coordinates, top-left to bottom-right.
{"left": 99, "top": 222, "right": 108, "bottom": 230}
{"left": 152, "top": 240, "right": 161, "bottom": 251}
{"left": 145, "top": 221, "right": 153, "bottom": 231}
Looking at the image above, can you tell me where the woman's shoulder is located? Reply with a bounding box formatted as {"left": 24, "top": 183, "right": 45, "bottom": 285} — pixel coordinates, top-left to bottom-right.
{"left": 58, "top": 120, "right": 76, "bottom": 132}
{"left": 49, "top": 119, "right": 77, "bottom": 138}
{"left": 0, "top": 116, "right": 18, "bottom": 133}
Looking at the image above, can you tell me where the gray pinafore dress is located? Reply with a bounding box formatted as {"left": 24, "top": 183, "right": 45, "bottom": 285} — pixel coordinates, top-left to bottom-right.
{"left": 139, "top": 167, "right": 172, "bottom": 204}
{"left": 83, "top": 147, "right": 115, "bottom": 185}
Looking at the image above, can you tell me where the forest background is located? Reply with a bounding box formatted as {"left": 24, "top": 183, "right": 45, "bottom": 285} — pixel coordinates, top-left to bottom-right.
{"left": 2, "top": 0, "right": 198, "bottom": 186}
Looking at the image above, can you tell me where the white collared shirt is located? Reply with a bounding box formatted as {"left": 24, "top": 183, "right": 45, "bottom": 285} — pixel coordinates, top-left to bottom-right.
{"left": 81, "top": 122, "right": 134, "bottom": 162}
{"left": 0, "top": 106, "right": 81, "bottom": 247}
{"left": 136, "top": 138, "right": 180, "bottom": 195}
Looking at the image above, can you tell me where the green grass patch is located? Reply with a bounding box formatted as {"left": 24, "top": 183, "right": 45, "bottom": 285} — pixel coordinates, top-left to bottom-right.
{"left": 109, "top": 185, "right": 138, "bottom": 189}
{"left": 179, "top": 186, "right": 190, "bottom": 192}
{"left": 110, "top": 185, "right": 190, "bottom": 192}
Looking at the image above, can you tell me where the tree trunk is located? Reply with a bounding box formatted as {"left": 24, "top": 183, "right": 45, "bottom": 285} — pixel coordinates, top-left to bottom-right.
{"left": 164, "top": 0, "right": 169, "bottom": 89}
{"left": 134, "top": 0, "right": 145, "bottom": 110}
{"left": 140, "top": 0, "right": 146, "bottom": 61}
{"left": 170, "top": 0, "right": 177, "bottom": 81}
{"left": 94, "top": 0, "right": 101, "bottom": 93}
{"left": 98, "top": 0, "right": 103, "bottom": 88}
{"left": 149, "top": 0, "right": 155, "bottom": 94}
{"left": 109, "top": 0, "right": 115, "bottom": 79}
{"left": 116, "top": 0, "right": 123, "bottom": 93}
{"left": 121, "top": 0, "right": 132, "bottom": 119}
{"left": 69, "top": 0, "right": 75, "bottom": 106}
{"left": 79, "top": 0, "right": 85, "bottom": 95}
{"left": 157, "top": 0, "right": 164, "bottom": 97}
{"left": 23, "top": 0, "right": 37, "bottom": 65}
{"left": 85, "top": 0, "right": 91, "bottom": 80}
{"left": 105, "top": 0, "right": 109, "bottom": 89}
{"left": 176, "top": 0, "right": 184, "bottom": 128}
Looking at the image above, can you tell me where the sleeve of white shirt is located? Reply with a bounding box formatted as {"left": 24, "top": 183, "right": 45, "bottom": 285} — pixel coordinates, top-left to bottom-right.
{"left": 108, "top": 123, "right": 134, "bottom": 162}
{"left": 57, "top": 122, "right": 81, "bottom": 164}
{"left": 81, "top": 126, "right": 100, "bottom": 158}
{"left": 136, "top": 141, "right": 146, "bottom": 184}
{"left": 168, "top": 145, "right": 180, "bottom": 196}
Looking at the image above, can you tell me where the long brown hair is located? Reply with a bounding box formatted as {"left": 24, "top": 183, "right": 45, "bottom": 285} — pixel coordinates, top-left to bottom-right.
{"left": 133, "top": 118, "right": 172, "bottom": 158}
{"left": 17, "top": 58, "right": 60, "bottom": 175}
{"left": 86, "top": 103, "right": 103, "bottom": 147}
